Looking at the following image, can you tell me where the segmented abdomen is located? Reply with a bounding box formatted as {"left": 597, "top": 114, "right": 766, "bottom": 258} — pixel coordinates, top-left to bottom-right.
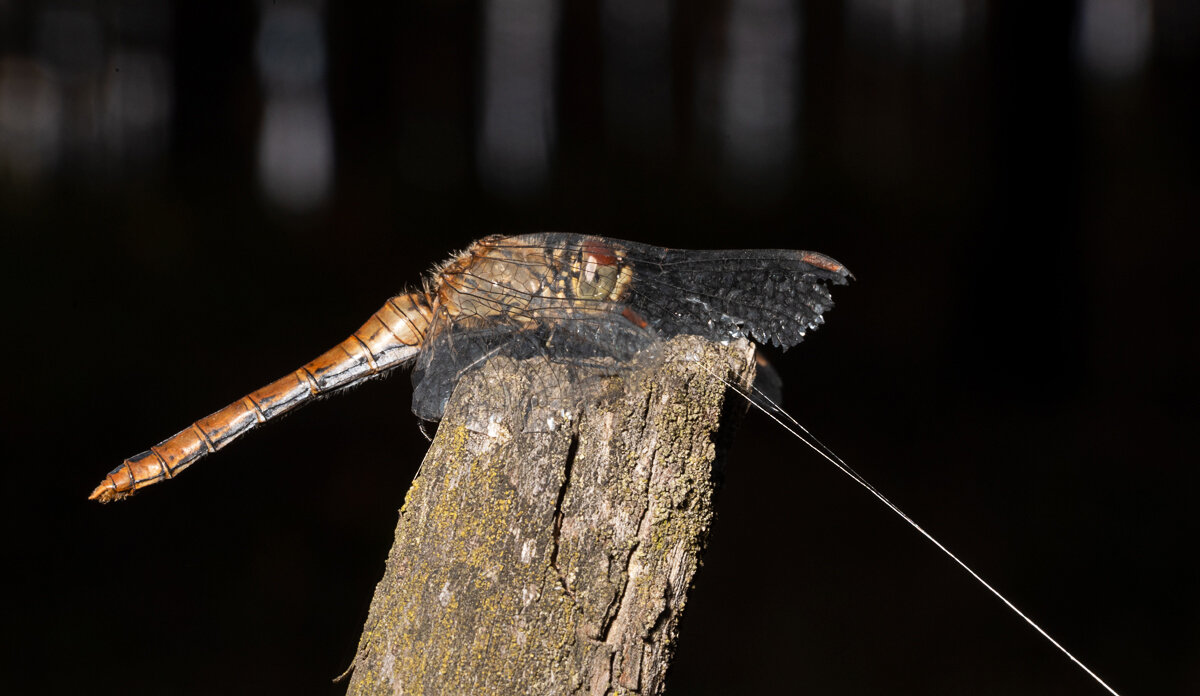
{"left": 89, "top": 293, "right": 433, "bottom": 502}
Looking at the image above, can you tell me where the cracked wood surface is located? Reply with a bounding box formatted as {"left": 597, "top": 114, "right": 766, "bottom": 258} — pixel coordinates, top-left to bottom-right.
{"left": 346, "top": 336, "right": 756, "bottom": 696}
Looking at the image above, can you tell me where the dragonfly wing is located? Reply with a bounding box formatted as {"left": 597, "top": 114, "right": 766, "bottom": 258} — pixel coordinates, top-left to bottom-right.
{"left": 410, "top": 310, "right": 662, "bottom": 421}
{"left": 411, "top": 309, "right": 523, "bottom": 421}
{"left": 411, "top": 233, "right": 852, "bottom": 421}
{"left": 517, "top": 233, "right": 851, "bottom": 350}
{"left": 614, "top": 243, "right": 852, "bottom": 350}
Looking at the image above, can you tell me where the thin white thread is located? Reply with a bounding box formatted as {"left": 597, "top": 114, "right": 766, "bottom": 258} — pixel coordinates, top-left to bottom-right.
{"left": 701, "top": 360, "right": 1122, "bottom": 696}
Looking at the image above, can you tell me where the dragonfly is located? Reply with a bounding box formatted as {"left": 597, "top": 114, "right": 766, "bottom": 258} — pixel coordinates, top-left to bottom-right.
{"left": 88, "top": 232, "right": 1120, "bottom": 696}
{"left": 89, "top": 232, "right": 851, "bottom": 503}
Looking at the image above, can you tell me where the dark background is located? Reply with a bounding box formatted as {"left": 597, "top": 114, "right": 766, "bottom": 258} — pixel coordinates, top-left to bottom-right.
{"left": 4, "top": 1, "right": 1198, "bottom": 694}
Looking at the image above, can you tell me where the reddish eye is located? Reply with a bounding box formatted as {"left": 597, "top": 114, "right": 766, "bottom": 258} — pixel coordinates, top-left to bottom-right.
{"left": 580, "top": 240, "right": 617, "bottom": 266}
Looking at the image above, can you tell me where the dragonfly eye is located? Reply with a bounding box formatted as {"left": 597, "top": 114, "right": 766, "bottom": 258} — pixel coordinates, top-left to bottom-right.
{"left": 573, "top": 253, "right": 621, "bottom": 300}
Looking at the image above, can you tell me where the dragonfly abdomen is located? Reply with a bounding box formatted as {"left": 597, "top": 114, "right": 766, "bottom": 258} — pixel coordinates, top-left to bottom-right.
{"left": 89, "top": 293, "right": 432, "bottom": 502}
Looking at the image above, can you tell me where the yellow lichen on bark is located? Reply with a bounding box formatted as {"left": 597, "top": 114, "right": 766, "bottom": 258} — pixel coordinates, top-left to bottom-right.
{"left": 347, "top": 337, "right": 756, "bottom": 696}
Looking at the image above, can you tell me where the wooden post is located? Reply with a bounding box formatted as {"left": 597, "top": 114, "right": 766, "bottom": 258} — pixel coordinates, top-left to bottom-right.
{"left": 345, "top": 336, "right": 756, "bottom": 695}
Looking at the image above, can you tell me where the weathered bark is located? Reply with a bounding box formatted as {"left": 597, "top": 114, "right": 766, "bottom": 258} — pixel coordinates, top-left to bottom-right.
{"left": 346, "top": 336, "right": 756, "bottom": 696}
